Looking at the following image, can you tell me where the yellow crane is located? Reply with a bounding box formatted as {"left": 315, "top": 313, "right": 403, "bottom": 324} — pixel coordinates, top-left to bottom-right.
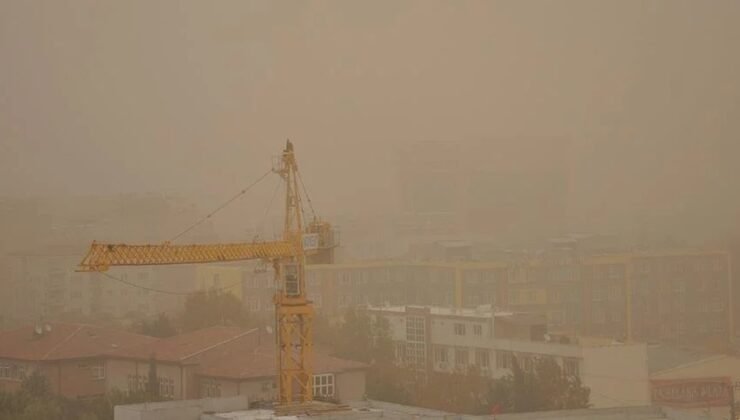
{"left": 78, "top": 141, "right": 332, "bottom": 405}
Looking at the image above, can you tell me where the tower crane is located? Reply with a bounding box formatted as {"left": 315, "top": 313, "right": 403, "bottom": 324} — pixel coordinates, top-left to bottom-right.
{"left": 78, "top": 141, "right": 334, "bottom": 405}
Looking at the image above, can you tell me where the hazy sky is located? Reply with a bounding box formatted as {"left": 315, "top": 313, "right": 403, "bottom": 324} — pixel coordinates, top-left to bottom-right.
{"left": 2, "top": 1, "right": 739, "bottom": 238}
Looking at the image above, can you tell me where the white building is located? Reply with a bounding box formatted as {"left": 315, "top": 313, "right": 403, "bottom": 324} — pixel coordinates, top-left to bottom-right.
{"left": 366, "top": 305, "right": 650, "bottom": 409}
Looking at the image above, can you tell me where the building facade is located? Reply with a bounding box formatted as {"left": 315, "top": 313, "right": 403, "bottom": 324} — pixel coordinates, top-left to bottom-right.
{"left": 365, "top": 305, "right": 650, "bottom": 409}
{"left": 238, "top": 249, "right": 732, "bottom": 345}
{"left": 0, "top": 323, "right": 366, "bottom": 403}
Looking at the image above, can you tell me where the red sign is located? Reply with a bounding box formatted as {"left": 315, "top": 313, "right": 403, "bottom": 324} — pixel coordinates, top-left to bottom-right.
{"left": 651, "top": 377, "right": 731, "bottom": 408}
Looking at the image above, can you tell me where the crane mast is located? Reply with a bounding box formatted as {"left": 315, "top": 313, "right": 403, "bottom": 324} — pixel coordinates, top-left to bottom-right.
{"left": 78, "top": 141, "right": 321, "bottom": 405}
{"left": 273, "top": 140, "right": 314, "bottom": 404}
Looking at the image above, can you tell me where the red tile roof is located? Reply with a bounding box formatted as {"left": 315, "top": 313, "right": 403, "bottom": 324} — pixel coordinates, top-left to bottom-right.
{"left": 0, "top": 323, "right": 366, "bottom": 380}
{"left": 121, "top": 326, "right": 249, "bottom": 363}
{"left": 0, "top": 322, "right": 157, "bottom": 361}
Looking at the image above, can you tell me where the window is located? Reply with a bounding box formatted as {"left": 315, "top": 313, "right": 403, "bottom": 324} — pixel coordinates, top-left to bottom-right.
{"left": 91, "top": 364, "right": 105, "bottom": 380}
{"left": 475, "top": 349, "right": 490, "bottom": 368}
{"left": 201, "top": 379, "right": 221, "bottom": 398}
{"left": 406, "top": 316, "right": 425, "bottom": 342}
{"left": 473, "top": 324, "right": 482, "bottom": 336}
{"left": 455, "top": 348, "right": 468, "bottom": 368}
{"left": 496, "top": 351, "right": 514, "bottom": 369}
{"left": 248, "top": 296, "right": 261, "bottom": 312}
{"left": 128, "top": 374, "right": 147, "bottom": 394}
{"left": 434, "top": 346, "right": 449, "bottom": 364}
{"left": 406, "top": 342, "right": 426, "bottom": 369}
{"left": 563, "top": 358, "right": 580, "bottom": 377}
{"left": 15, "top": 365, "right": 26, "bottom": 381}
{"left": 592, "top": 287, "right": 606, "bottom": 302}
{"left": 520, "top": 355, "right": 533, "bottom": 372}
{"left": 454, "top": 323, "right": 466, "bottom": 336}
{"left": 0, "top": 364, "right": 10, "bottom": 379}
{"left": 710, "top": 299, "right": 725, "bottom": 312}
{"left": 395, "top": 342, "right": 406, "bottom": 362}
{"left": 159, "top": 377, "right": 175, "bottom": 398}
{"left": 0, "top": 364, "right": 25, "bottom": 381}
{"left": 312, "top": 374, "right": 335, "bottom": 398}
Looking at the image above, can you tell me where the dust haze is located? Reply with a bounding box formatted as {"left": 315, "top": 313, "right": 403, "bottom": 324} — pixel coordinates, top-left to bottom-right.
{"left": 2, "top": 2, "right": 740, "bottom": 418}
{"left": 1, "top": 0, "right": 738, "bottom": 247}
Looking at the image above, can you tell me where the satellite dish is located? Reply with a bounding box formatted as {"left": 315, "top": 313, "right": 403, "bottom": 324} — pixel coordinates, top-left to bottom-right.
{"left": 44, "top": 324, "right": 52, "bottom": 332}
{"left": 34, "top": 325, "right": 43, "bottom": 335}
{"left": 265, "top": 326, "right": 274, "bottom": 335}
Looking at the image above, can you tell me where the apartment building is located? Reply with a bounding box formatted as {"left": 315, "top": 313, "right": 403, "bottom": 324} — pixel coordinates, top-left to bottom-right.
{"left": 0, "top": 247, "right": 195, "bottom": 324}
{"left": 365, "top": 305, "right": 650, "bottom": 409}
{"left": 0, "top": 323, "right": 366, "bottom": 402}
{"left": 244, "top": 249, "right": 732, "bottom": 345}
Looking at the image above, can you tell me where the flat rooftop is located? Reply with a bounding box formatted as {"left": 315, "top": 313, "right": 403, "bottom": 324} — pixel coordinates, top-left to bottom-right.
{"left": 365, "top": 304, "right": 511, "bottom": 319}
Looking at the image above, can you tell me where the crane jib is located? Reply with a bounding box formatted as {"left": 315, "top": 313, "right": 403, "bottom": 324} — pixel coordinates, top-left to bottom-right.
{"left": 77, "top": 241, "right": 298, "bottom": 271}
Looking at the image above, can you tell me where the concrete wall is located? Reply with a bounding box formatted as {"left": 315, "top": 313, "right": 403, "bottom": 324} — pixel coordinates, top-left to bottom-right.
{"left": 336, "top": 370, "right": 366, "bottom": 402}
{"left": 650, "top": 355, "right": 740, "bottom": 420}
{"left": 105, "top": 358, "right": 188, "bottom": 400}
{"left": 114, "top": 395, "right": 248, "bottom": 420}
{"left": 430, "top": 317, "right": 493, "bottom": 348}
{"left": 206, "top": 371, "right": 366, "bottom": 404}
{"left": 581, "top": 343, "right": 650, "bottom": 408}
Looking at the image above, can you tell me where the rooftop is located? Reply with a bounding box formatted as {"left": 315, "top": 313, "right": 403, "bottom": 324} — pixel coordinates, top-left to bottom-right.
{"left": 365, "top": 304, "right": 546, "bottom": 325}
{"left": 647, "top": 344, "right": 720, "bottom": 374}
{"left": 199, "top": 401, "right": 700, "bottom": 420}
{"left": 0, "top": 322, "right": 157, "bottom": 361}
{"left": 0, "top": 323, "right": 367, "bottom": 380}
{"left": 194, "top": 332, "right": 367, "bottom": 380}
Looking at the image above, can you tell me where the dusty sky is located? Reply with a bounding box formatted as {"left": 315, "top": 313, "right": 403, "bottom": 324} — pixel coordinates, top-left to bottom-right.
{"left": 1, "top": 1, "right": 739, "bottom": 240}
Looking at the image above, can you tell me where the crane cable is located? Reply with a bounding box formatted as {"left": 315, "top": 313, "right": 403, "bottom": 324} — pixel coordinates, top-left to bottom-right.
{"left": 296, "top": 168, "right": 317, "bottom": 222}
{"left": 169, "top": 168, "right": 273, "bottom": 242}
{"left": 96, "top": 169, "right": 275, "bottom": 295}
{"left": 256, "top": 176, "right": 283, "bottom": 240}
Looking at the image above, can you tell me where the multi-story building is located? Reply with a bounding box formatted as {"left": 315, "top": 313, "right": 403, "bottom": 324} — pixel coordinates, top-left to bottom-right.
{"left": 0, "top": 193, "right": 218, "bottom": 325}
{"left": 1, "top": 246, "right": 198, "bottom": 324}
{"left": 0, "top": 323, "right": 366, "bottom": 402}
{"left": 241, "top": 249, "right": 733, "bottom": 345}
{"left": 364, "top": 305, "right": 650, "bottom": 409}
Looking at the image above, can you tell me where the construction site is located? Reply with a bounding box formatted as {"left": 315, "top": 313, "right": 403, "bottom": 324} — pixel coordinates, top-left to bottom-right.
{"left": 3, "top": 2, "right": 740, "bottom": 420}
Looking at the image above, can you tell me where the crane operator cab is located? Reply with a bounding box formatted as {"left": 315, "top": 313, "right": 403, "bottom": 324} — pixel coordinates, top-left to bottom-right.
{"left": 283, "top": 262, "right": 300, "bottom": 297}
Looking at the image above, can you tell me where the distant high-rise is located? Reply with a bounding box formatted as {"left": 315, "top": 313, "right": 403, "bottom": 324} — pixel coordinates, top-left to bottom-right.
{"left": 397, "top": 138, "right": 570, "bottom": 242}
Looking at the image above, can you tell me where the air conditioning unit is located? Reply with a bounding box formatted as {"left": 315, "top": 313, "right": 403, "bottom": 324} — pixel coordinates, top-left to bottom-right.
{"left": 438, "top": 362, "right": 449, "bottom": 370}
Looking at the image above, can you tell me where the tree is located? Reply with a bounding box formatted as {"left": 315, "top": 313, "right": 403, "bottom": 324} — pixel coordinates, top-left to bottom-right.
{"left": 412, "top": 367, "right": 490, "bottom": 414}
{"left": 314, "top": 308, "right": 409, "bottom": 403}
{"left": 20, "top": 371, "right": 50, "bottom": 399}
{"left": 137, "top": 313, "right": 177, "bottom": 338}
{"left": 488, "top": 357, "right": 590, "bottom": 414}
{"left": 181, "top": 289, "right": 248, "bottom": 332}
